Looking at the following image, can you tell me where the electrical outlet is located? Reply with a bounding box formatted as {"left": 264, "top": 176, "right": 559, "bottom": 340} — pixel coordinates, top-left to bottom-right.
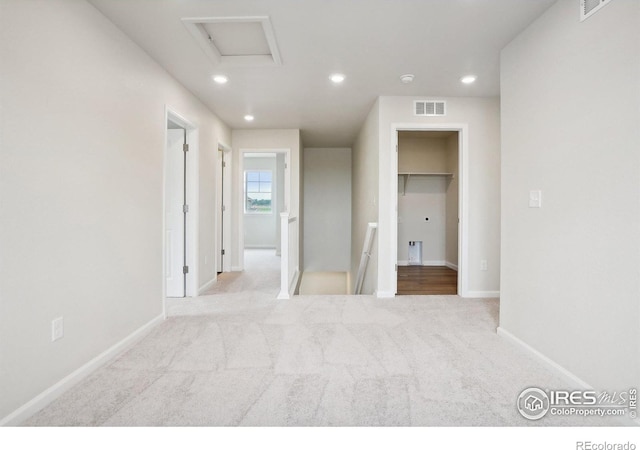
{"left": 480, "top": 260, "right": 488, "bottom": 271}
{"left": 51, "top": 317, "right": 64, "bottom": 342}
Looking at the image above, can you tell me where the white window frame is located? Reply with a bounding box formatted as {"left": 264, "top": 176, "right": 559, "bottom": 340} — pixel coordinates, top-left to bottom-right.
{"left": 244, "top": 169, "right": 273, "bottom": 215}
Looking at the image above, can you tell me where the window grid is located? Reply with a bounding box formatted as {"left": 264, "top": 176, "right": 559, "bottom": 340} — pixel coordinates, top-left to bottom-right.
{"left": 245, "top": 170, "right": 273, "bottom": 214}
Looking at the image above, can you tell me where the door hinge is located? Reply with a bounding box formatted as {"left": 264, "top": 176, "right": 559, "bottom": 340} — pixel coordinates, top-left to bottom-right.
{"left": 395, "top": 264, "right": 398, "bottom": 271}
{"left": 221, "top": 249, "right": 225, "bottom": 256}
{"left": 396, "top": 145, "right": 398, "bottom": 152}
{"left": 284, "top": 163, "right": 287, "bottom": 169}
{"left": 222, "top": 161, "right": 226, "bottom": 168}
{"left": 183, "top": 143, "right": 189, "bottom": 152}
{"left": 183, "top": 265, "right": 189, "bottom": 274}
{"left": 222, "top": 205, "right": 226, "bottom": 212}
{"left": 183, "top": 204, "right": 189, "bottom": 213}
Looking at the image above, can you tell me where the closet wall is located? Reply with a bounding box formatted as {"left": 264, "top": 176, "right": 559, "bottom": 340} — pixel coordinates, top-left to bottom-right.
{"left": 397, "top": 132, "right": 458, "bottom": 267}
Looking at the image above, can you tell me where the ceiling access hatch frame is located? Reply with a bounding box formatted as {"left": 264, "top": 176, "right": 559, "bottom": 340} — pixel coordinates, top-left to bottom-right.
{"left": 182, "top": 16, "right": 282, "bottom": 66}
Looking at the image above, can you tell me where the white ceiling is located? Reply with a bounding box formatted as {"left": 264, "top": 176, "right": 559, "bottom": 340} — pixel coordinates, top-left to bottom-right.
{"left": 88, "top": 0, "right": 557, "bottom": 147}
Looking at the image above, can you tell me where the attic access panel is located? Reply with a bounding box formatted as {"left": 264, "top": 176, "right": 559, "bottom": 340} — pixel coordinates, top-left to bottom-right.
{"left": 580, "top": 0, "right": 612, "bottom": 21}
{"left": 182, "top": 16, "right": 282, "bottom": 66}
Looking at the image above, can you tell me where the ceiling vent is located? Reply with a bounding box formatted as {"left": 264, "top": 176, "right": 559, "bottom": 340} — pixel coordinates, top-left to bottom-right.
{"left": 580, "top": 0, "right": 612, "bottom": 22}
{"left": 414, "top": 100, "right": 446, "bottom": 117}
{"left": 182, "top": 16, "right": 282, "bottom": 66}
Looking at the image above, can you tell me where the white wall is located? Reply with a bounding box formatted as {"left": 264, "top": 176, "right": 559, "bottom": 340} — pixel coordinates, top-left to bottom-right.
{"left": 0, "top": 0, "right": 230, "bottom": 421}
{"left": 303, "top": 148, "right": 352, "bottom": 271}
{"left": 398, "top": 136, "right": 449, "bottom": 173}
{"left": 231, "top": 129, "right": 301, "bottom": 270}
{"left": 243, "top": 155, "right": 278, "bottom": 249}
{"left": 398, "top": 176, "right": 447, "bottom": 264}
{"left": 350, "top": 100, "right": 380, "bottom": 294}
{"left": 377, "top": 96, "right": 501, "bottom": 297}
{"left": 500, "top": 0, "right": 639, "bottom": 391}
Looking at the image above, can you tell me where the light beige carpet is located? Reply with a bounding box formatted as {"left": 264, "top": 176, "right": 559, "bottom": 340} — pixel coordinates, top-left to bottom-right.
{"left": 23, "top": 291, "right": 625, "bottom": 426}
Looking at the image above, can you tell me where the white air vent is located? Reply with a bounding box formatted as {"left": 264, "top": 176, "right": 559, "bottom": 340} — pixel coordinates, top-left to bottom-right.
{"left": 580, "top": 0, "right": 612, "bottom": 22}
{"left": 414, "top": 100, "right": 446, "bottom": 117}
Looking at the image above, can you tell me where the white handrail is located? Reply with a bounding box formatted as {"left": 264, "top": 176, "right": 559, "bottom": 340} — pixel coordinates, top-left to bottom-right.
{"left": 278, "top": 212, "right": 299, "bottom": 299}
{"left": 354, "top": 222, "right": 377, "bottom": 294}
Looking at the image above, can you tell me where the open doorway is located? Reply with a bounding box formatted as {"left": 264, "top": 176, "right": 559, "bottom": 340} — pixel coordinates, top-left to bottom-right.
{"left": 391, "top": 124, "right": 469, "bottom": 296}
{"left": 241, "top": 152, "right": 284, "bottom": 287}
{"left": 396, "top": 131, "right": 458, "bottom": 295}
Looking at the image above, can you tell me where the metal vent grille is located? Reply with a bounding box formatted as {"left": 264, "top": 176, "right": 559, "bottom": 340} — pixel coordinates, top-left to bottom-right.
{"left": 414, "top": 100, "right": 446, "bottom": 116}
{"left": 580, "top": 0, "right": 612, "bottom": 22}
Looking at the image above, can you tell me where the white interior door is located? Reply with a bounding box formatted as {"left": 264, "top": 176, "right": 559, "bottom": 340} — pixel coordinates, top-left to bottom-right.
{"left": 165, "top": 128, "right": 185, "bottom": 297}
{"left": 216, "top": 148, "right": 224, "bottom": 272}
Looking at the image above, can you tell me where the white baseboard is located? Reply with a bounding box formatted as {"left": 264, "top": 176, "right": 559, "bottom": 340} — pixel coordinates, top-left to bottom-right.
{"left": 277, "top": 270, "right": 300, "bottom": 300}
{"left": 497, "top": 327, "right": 591, "bottom": 389}
{"left": 375, "top": 291, "right": 396, "bottom": 298}
{"left": 497, "top": 327, "right": 639, "bottom": 426}
{"left": 397, "top": 260, "right": 447, "bottom": 266}
{"left": 198, "top": 276, "right": 217, "bottom": 295}
{"left": 231, "top": 266, "right": 242, "bottom": 272}
{"left": 0, "top": 314, "right": 164, "bottom": 426}
{"left": 463, "top": 290, "right": 500, "bottom": 298}
{"left": 445, "top": 261, "right": 458, "bottom": 271}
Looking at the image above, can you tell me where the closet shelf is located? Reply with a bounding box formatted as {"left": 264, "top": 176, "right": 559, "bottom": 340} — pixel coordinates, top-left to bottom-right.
{"left": 398, "top": 172, "right": 454, "bottom": 195}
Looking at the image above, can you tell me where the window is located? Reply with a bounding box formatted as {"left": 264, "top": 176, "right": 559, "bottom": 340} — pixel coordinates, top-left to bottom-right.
{"left": 245, "top": 170, "right": 272, "bottom": 213}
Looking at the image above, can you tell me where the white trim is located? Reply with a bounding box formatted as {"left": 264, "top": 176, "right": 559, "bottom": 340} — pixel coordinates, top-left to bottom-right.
{"left": 277, "top": 212, "right": 299, "bottom": 299}
{"left": 397, "top": 260, "right": 447, "bottom": 266}
{"left": 277, "top": 270, "right": 300, "bottom": 300}
{"left": 244, "top": 245, "right": 277, "bottom": 249}
{"left": 375, "top": 291, "right": 396, "bottom": 298}
{"left": 389, "top": 123, "right": 469, "bottom": 297}
{"left": 231, "top": 265, "right": 243, "bottom": 272}
{"left": 497, "top": 327, "right": 590, "bottom": 389}
{"left": 0, "top": 314, "right": 164, "bottom": 426}
{"left": 464, "top": 290, "right": 500, "bottom": 298}
{"left": 445, "top": 261, "right": 458, "bottom": 271}
{"left": 198, "top": 276, "right": 217, "bottom": 295}
{"left": 181, "top": 16, "right": 282, "bottom": 66}
{"left": 354, "top": 222, "right": 378, "bottom": 295}
{"left": 395, "top": 261, "right": 458, "bottom": 270}
{"left": 498, "top": 327, "right": 640, "bottom": 426}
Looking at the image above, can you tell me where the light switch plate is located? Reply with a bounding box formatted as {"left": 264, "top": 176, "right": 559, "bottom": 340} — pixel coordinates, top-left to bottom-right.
{"left": 52, "top": 317, "right": 64, "bottom": 342}
{"left": 529, "top": 190, "right": 542, "bottom": 208}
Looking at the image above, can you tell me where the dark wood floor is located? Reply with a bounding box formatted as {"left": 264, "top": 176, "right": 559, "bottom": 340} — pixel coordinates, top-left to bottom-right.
{"left": 397, "top": 265, "right": 458, "bottom": 295}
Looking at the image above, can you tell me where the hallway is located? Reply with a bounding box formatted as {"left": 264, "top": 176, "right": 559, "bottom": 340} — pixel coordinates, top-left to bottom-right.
{"left": 166, "top": 249, "right": 280, "bottom": 316}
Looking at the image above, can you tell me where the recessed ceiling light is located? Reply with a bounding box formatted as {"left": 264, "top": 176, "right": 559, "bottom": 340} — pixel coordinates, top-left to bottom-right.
{"left": 213, "top": 75, "right": 228, "bottom": 84}
{"left": 244, "top": 115, "right": 254, "bottom": 122}
{"left": 400, "top": 74, "right": 415, "bottom": 84}
{"left": 329, "top": 73, "right": 345, "bottom": 84}
{"left": 461, "top": 75, "right": 477, "bottom": 84}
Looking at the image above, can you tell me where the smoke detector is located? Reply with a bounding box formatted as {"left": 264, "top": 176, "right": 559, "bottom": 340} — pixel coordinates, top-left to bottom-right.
{"left": 400, "top": 74, "right": 415, "bottom": 84}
